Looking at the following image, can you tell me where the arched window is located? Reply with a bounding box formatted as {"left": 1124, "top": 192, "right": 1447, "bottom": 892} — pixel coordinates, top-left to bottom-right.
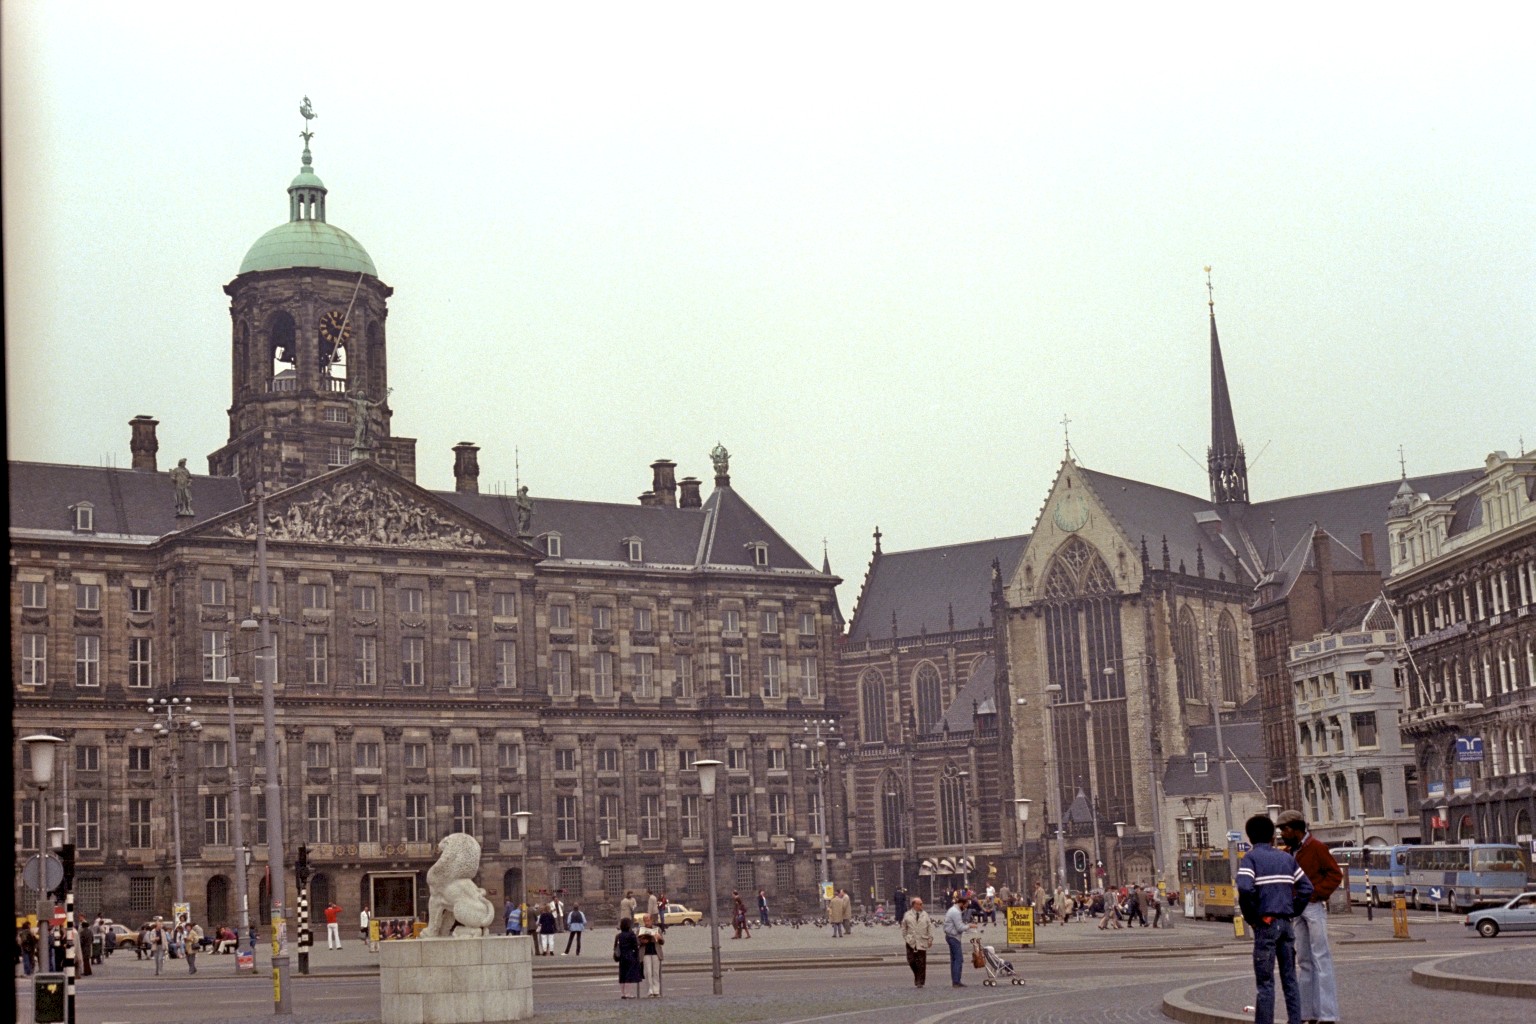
{"left": 267, "top": 310, "right": 297, "bottom": 389}
{"left": 938, "top": 768, "right": 965, "bottom": 846}
{"left": 914, "top": 663, "right": 943, "bottom": 734}
{"left": 860, "top": 669, "right": 887, "bottom": 744}
{"left": 881, "top": 773, "right": 905, "bottom": 850}
{"left": 1217, "top": 611, "right": 1240, "bottom": 704}
{"left": 1298, "top": 722, "right": 1312, "bottom": 756}
{"left": 1175, "top": 606, "right": 1202, "bottom": 702}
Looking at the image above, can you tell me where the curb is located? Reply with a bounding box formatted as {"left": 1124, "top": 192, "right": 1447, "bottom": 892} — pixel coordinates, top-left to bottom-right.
{"left": 1410, "top": 951, "right": 1536, "bottom": 1000}
{"left": 1161, "top": 977, "right": 1248, "bottom": 1024}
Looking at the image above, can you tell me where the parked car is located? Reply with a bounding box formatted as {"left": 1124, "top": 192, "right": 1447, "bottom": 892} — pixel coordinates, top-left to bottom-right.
{"left": 1464, "top": 890, "right": 1536, "bottom": 937}
{"left": 659, "top": 903, "right": 704, "bottom": 926}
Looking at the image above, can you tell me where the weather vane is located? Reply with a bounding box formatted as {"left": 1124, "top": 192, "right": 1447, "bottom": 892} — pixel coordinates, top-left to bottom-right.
{"left": 299, "top": 95, "right": 317, "bottom": 146}
{"left": 1204, "top": 265, "right": 1214, "bottom": 310}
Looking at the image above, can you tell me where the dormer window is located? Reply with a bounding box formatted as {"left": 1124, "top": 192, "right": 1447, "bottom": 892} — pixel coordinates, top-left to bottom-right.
{"left": 747, "top": 541, "right": 769, "bottom": 566}
{"left": 541, "top": 533, "right": 562, "bottom": 558}
{"left": 1193, "top": 751, "right": 1209, "bottom": 775}
{"left": 72, "top": 502, "right": 95, "bottom": 533}
{"left": 624, "top": 536, "right": 644, "bottom": 562}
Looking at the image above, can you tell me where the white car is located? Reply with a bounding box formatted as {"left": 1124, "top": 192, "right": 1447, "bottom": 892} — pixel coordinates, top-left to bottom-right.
{"left": 1464, "top": 891, "right": 1536, "bottom": 937}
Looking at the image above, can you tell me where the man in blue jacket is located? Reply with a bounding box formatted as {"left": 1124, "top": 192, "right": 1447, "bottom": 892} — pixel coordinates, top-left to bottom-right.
{"left": 1235, "top": 814, "right": 1313, "bottom": 1024}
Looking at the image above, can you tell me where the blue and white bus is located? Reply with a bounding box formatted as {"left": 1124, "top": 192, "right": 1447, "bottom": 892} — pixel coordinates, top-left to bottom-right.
{"left": 1397, "top": 844, "right": 1530, "bottom": 911}
{"left": 1331, "top": 846, "right": 1401, "bottom": 906}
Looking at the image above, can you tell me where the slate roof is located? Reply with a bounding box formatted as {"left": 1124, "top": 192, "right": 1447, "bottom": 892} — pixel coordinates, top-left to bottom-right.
{"left": 1163, "top": 719, "right": 1268, "bottom": 797}
{"left": 1323, "top": 593, "right": 1395, "bottom": 634}
{"left": 1256, "top": 526, "right": 1372, "bottom": 602}
{"left": 937, "top": 653, "right": 997, "bottom": 735}
{"left": 8, "top": 461, "right": 246, "bottom": 541}
{"left": 846, "top": 535, "right": 1030, "bottom": 643}
{"left": 1076, "top": 467, "right": 1223, "bottom": 579}
{"left": 439, "top": 482, "right": 820, "bottom": 573}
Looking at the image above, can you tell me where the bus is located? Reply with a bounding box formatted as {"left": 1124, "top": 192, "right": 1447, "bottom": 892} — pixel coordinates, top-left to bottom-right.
{"left": 1177, "top": 848, "right": 1237, "bottom": 920}
{"left": 1331, "top": 846, "right": 1401, "bottom": 907}
{"left": 1397, "top": 844, "right": 1530, "bottom": 911}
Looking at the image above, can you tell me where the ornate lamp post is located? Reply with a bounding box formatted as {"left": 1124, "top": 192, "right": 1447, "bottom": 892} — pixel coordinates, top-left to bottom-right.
{"left": 224, "top": 672, "right": 263, "bottom": 972}
{"left": 513, "top": 810, "right": 532, "bottom": 926}
{"left": 1014, "top": 799, "right": 1032, "bottom": 893}
{"left": 797, "top": 719, "right": 841, "bottom": 914}
{"left": 695, "top": 759, "right": 724, "bottom": 996}
{"left": 141, "top": 697, "right": 203, "bottom": 911}
{"left": 23, "top": 735, "right": 64, "bottom": 934}
{"left": 1113, "top": 821, "right": 1126, "bottom": 887}
{"left": 1043, "top": 683, "right": 1069, "bottom": 890}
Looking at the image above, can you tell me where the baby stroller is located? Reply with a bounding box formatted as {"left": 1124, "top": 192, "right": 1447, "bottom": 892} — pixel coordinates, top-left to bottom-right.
{"left": 972, "top": 937, "right": 1023, "bottom": 987}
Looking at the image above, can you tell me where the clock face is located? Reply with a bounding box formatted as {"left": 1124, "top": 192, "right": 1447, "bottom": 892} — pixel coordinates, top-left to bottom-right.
{"left": 318, "top": 310, "right": 352, "bottom": 349}
{"left": 1053, "top": 494, "right": 1090, "bottom": 533}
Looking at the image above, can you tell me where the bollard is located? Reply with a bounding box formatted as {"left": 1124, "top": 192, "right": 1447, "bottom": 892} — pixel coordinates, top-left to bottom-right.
{"left": 1391, "top": 896, "right": 1410, "bottom": 939}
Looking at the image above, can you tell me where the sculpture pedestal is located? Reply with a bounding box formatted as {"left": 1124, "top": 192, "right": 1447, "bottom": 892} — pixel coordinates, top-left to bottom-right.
{"left": 380, "top": 936, "right": 533, "bottom": 1024}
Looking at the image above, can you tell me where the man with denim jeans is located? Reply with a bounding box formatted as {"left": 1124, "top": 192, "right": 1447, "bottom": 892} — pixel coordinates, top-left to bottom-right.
{"left": 1278, "top": 810, "right": 1342, "bottom": 1024}
{"left": 941, "top": 895, "right": 973, "bottom": 987}
{"left": 1236, "top": 814, "right": 1313, "bottom": 1024}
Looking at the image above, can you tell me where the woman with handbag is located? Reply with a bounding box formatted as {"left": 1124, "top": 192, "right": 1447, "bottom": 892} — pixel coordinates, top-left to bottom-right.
{"left": 613, "top": 918, "right": 643, "bottom": 999}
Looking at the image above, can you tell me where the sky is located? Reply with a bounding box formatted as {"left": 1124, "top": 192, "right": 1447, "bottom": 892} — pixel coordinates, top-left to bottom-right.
{"left": 5, "top": 3, "right": 1533, "bottom": 612}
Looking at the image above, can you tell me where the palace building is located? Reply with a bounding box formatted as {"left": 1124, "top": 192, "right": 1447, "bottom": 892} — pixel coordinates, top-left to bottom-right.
{"left": 11, "top": 122, "right": 843, "bottom": 928}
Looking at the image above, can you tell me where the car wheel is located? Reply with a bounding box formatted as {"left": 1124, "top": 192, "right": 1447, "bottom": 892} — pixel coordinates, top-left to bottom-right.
{"left": 1476, "top": 919, "right": 1499, "bottom": 938}
{"left": 686, "top": 919, "right": 697, "bottom": 926}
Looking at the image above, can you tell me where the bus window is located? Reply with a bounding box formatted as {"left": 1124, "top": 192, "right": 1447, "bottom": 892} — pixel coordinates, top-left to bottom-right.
{"left": 1472, "top": 848, "right": 1528, "bottom": 873}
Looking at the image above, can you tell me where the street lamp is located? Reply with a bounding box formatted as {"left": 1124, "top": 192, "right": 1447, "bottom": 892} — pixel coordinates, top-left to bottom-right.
{"left": 23, "top": 734, "right": 64, "bottom": 933}
{"left": 513, "top": 810, "right": 532, "bottom": 926}
{"left": 225, "top": 673, "right": 262, "bottom": 971}
{"left": 141, "top": 697, "right": 202, "bottom": 911}
{"left": 1355, "top": 812, "right": 1372, "bottom": 921}
{"left": 1113, "top": 821, "right": 1126, "bottom": 887}
{"left": 1043, "top": 683, "right": 1069, "bottom": 890}
{"left": 598, "top": 838, "right": 610, "bottom": 859}
{"left": 957, "top": 770, "right": 972, "bottom": 890}
{"left": 1014, "top": 799, "right": 1032, "bottom": 894}
{"left": 798, "top": 719, "right": 841, "bottom": 916}
{"left": 694, "top": 759, "right": 724, "bottom": 996}
{"left": 1266, "top": 803, "right": 1281, "bottom": 821}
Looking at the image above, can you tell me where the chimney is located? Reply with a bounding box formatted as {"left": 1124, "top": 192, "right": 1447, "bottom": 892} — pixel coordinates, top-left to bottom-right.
{"left": 452, "top": 442, "right": 480, "bottom": 494}
{"left": 1360, "top": 531, "right": 1376, "bottom": 572}
{"left": 678, "top": 476, "right": 702, "bottom": 509}
{"left": 1311, "top": 527, "right": 1335, "bottom": 625}
{"left": 129, "top": 415, "right": 159, "bottom": 471}
{"left": 638, "top": 490, "right": 658, "bottom": 506}
{"left": 650, "top": 459, "right": 678, "bottom": 508}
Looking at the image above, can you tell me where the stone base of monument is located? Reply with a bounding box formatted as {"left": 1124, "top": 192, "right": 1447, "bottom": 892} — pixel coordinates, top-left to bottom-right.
{"left": 380, "top": 935, "right": 533, "bottom": 1024}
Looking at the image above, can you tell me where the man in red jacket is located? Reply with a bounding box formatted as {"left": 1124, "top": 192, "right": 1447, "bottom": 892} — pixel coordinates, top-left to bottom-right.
{"left": 1277, "top": 810, "right": 1341, "bottom": 1024}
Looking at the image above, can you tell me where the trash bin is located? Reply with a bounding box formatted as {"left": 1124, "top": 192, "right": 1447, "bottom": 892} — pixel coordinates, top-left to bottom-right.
{"left": 33, "top": 972, "right": 66, "bottom": 1024}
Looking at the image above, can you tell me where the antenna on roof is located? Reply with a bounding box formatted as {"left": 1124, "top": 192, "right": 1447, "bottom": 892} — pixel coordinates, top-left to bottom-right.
{"left": 1247, "top": 439, "right": 1273, "bottom": 469}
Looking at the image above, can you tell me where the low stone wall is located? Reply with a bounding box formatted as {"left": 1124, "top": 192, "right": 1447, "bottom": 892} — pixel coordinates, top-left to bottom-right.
{"left": 380, "top": 934, "right": 533, "bottom": 1023}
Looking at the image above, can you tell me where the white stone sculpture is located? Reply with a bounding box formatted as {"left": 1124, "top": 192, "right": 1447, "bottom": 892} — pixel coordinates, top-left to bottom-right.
{"left": 421, "top": 833, "right": 496, "bottom": 937}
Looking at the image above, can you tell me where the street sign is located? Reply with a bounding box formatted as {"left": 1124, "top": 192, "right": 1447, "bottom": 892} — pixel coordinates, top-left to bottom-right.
{"left": 1428, "top": 886, "right": 1443, "bottom": 903}
{"left": 22, "top": 854, "right": 64, "bottom": 892}
{"left": 1237, "top": 842, "right": 1253, "bottom": 852}
{"left": 1226, "top": 831, "right": 1242, "bottom": 844}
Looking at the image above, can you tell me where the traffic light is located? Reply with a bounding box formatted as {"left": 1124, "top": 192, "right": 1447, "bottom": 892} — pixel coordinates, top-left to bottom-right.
{"left": 51, "top": 844, "right": 77, "bottom": 901}
{"left": 296, "top": 844, "right": 311, "bottom": 887}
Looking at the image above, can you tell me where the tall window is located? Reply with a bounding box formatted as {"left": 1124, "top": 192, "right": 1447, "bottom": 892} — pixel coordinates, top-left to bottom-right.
{"left": 800, "top": 656, "right": 819, "bottom": 699}
{"left": 203, "top": 630, "right": 229, "bottom": 682}
{"left": 729, "top": 793, "right": 751, "bottom": 837}
{"left": 199, "top": 579, "right": 225, "bottom": 606}
{"left": 401, "top": 637, "right": 425, "bottom": 686}
{"left": 201, "top": 739, "right": 228, "bottom": 768}
{"left": 939, "top": 771, "right": 965, "bottom": 845}
{"left": 19, "top": 799, "right": 38, "bottom": 852}
{"left": 721, "top": 608, "right": 741, "bottom": 635}
{"left": 452, "top": 793, "right": 475, "bottom": 835}
{"left": 639, "top": 794, "right": 661, "bottom": 840}
{"left": 447, "top": 590, "right": 472, "bottom": 616}
{"left": 357, "top": 794, "right": 380, "bottom": 842}
{"left": 497, "top": 742, "right": 522, "bottom": 770}
{"left": 75, "top": 798, "right": 102, "bottom": 850}
{"left": 398, "top": 587, "right": 424, "bottom": 614}
{"left": 355, "top": 636, "right": 377, "bottom": 686}
{"left": 302, "top": 583, "right": 329, "bottom": 610}
{"left": 808, "top": 790, "right": 824, "bottom": 837}
{"left": 129, "top": 585, "right": 152, "bottom": 612}
{"left": 634, "top": 653, "right": 655, "bottom": 698}
{"left": 671, "top": 607, "right": 693, "bottom": 633}
{"left": 549, "top": 603, "right": 571, "bottom": 629}
{"left": 75, "top": 635, "right": 101, "bottom": 688}
{"left": 592, "top": 605, "right": 613, "bottom": 630}
{"left": 675, "top": 654, "right": 694, "bottom": 698}
{"left": 493, "top": 592, "right": 516, "bottom": 617}
{"left": 403, "top": 742, "right": 428, "bottom": 769}
{"left": 1175, "top": 606, "right": 1202, "bottom": 702}
{"left": 495, "top": 640, "right": 517, "bottom": 688}
{"left": 21, "top": 580, "right": 48, "bottom": 608}
{"left": 448, "top": 638, "right": 473, "bottom": 687}
{"left": 555, "top": 795, "right": 579, "bottom": 842}
{"left": 768, "top": 792, "right": 789, "bottom": 835}
{"left": 592, "top": 651, "right": 615, "bottom": 698}
{"left": 203, "top": 794, "right": 228, "bottom": 845}
{"left": 860, "top": 669, "right": 887, "bottom": 743}
{"left": 304, "top": 634, "right": 328, "bottom": 685}
{"left": 128, "top": 798, "right": 153, "bottom": 848}
{"left": 1359, "top": 769, "right": 1384, "bottom": 818}
{"left": 633, "top": 606, "right": 653, "bottom": 632}
{"left": 598, "top": 794, "right": 620, "bottom": 842}
{"left": 1218, "top": 611, "right": 1241, "bottom": 704}
{"left": 550, "top": 650, "right": 572, "bottom": 696}
{"left": 405, "top": 794, "right": 429, "bottom": 842}
{"left": 723, "top": 652, "right": 743, "bottom": 697}
{"left": 762, "top": 655, "right": 782, "bottom": 698}
{"left": 761, "top": 608, "right": 780, "bottom": 634}
{"left": 22, "top": 634, "right": 47, "bottom": 687}
{"left": 498, "top": 794, "right": 521, "bottom": 841}
{"left": 129, "top": 636, "right": 153, "bottom": 688}
{"left": 680, "top": 794, "right": 700, "bottom": 839}
{"left": 450, "top": 742, "right": 477, "bottom": 768}
{"left": 799, "top": 610, "right": 816, "bottom": 635}
{"left": 307, "top": 794, "right": 333, "bottom": 842}
{"left": 915, "top": 663, "right": 943, "bottom": 733}
{"left": 352, "top": 585, "right": 378, "bottom": 612}
{"left": 355, "top": 741, "right": 381, "bottom": 768}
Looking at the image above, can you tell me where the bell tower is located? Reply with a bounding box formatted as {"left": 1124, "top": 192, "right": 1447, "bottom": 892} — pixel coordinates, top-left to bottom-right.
{"left": 208, "top": 98, "right": 416, "bottom": 497}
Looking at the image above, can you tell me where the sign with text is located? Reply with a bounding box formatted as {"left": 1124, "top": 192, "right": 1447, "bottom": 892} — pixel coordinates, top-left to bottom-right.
{"left": 1005, "top": 906, "right": 1035, "bottom": 947}
{"left": 1455, "top": 736, "right": 1484, "bottom": 762}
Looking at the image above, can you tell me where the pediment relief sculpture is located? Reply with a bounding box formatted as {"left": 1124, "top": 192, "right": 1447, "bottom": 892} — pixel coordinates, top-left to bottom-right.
{"left": 221, "top": 479, "right": 491, "bottom": 551}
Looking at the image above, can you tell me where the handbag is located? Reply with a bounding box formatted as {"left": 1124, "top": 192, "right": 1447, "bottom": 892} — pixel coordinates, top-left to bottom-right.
{"left": 972, "top": 947, "right": 985, "bottom": 969}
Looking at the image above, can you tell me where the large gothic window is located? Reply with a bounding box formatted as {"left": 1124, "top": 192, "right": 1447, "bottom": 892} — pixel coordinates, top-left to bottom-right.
{"left": 938, "top": 767, "right": 965, "bottom": 846}
{"left": 914, "top": 663, "right": 943, "bottom": 734}
{"left": 881, "top": 772, "right": 905, "bottom": 850}
{"left": 1040, "top": 537, "right": 1133, "bottom": 826}
{"left": 1175, "top": 606, "right": 1202, "bottom": 702}
{"left": 860, "top": 669, "right": 887, "bottom": 744}
{"left": 1218, "top": 611, "right": 1241, "bottom": 704}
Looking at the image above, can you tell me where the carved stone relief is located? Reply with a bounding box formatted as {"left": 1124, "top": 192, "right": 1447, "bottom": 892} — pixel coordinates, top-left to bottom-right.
{"left": 220, "top": 479, "right": 490, "bottom": 550}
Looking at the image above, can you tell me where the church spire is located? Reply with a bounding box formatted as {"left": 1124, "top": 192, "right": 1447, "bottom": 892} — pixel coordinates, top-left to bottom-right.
{"left": 1205, "top": 266, "right": 1249, "bottom": 505}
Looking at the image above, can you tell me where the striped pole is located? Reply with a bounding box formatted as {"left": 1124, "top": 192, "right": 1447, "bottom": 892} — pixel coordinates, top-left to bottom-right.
{"left": 297, "top": 888, "right": 311, "bottom": 975}
{"left": 65, "top": 890, "right": 76, "bottom": 1024}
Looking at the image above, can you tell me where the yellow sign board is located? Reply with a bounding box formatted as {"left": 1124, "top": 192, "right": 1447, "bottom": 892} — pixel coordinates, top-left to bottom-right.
{"left": 820, "top": 883, "right": 835, "bottom": 902}
{"left": 1005, "top": 906, "right": 1035, "bottom": 947}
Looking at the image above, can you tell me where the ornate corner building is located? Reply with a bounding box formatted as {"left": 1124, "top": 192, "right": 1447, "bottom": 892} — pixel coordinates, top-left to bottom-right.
{"left": 11, "top": 124, "right": 843, "bottom": 927}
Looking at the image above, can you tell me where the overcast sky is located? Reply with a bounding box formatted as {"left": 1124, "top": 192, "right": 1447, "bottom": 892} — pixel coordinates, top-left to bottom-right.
{"left": 5, "top": 3, "right": 1532, "bottom": 611}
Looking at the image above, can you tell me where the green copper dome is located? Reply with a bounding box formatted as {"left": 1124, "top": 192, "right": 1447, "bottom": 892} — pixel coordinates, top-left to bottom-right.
{"left": 238, "top": 220, "right": 377, "bottom": 276}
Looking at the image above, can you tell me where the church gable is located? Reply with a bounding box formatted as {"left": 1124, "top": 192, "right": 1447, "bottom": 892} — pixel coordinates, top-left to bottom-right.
{"left": 191, "top": 463, "right": 528, "bottom": 555}
{"left": 1011, "top": 462, "right": 1140, "bottom": 600}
